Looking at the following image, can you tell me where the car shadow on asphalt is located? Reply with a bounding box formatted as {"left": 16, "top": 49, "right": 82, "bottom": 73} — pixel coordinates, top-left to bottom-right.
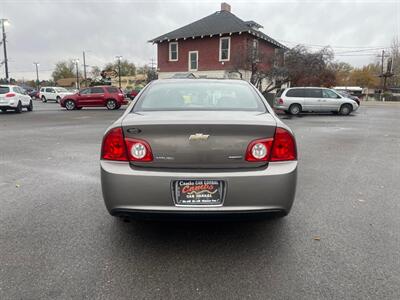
{"left": 108, "top": 216, "right": 288, "bottom": 253}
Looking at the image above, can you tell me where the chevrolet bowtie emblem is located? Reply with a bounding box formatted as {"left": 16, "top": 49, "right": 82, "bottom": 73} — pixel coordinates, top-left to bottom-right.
{"left": 189, "top": 133, "right": 210, "bottom": 141}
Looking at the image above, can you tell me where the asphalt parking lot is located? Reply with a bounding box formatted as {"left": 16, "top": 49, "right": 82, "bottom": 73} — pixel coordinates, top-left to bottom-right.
{"left": 1, "top": 101, "right": 399, "bottom": 299}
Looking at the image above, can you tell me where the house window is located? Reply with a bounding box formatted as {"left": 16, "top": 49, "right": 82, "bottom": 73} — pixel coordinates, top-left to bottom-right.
{"left": 252, "top": 39, "right": 259, "bottom": 62}
{"left": 169, "top": 42, "right": 178, "bottom": 61}
{"left": 188, "top": 51, "right": 198, "bottom": 71}
{"left": 219, "top": 37, "right": 230, "bottom": 61}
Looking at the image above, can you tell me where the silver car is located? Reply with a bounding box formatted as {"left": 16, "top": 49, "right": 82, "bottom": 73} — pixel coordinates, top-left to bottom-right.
{"left": 274, "top": 87, "right": 359, "bottom": 115}
{"left": 101, "top": 79, "right": 297, "bottom": 219}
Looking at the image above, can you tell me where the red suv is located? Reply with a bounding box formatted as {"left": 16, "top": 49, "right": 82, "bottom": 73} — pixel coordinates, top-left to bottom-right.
{"left": 60, "top": 86, "right": 128, "bottom": 110}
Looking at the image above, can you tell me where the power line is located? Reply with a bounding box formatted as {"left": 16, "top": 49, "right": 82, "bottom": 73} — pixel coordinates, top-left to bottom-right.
{"left": 277, "top": 39, "right": 390, "bottom": 49}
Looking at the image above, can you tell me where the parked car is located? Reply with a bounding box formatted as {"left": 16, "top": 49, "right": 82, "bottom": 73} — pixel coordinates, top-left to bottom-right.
{"left": 274, "top": 87, "right": 359, "bottom": 115}
{"left": 0, "top": 85, "right": 33, "bottom": 113}
{"left": 40, "top": 87, "right": 73, "bottom": 103}
{"left": 28, "top": 89, "right": 39, "bottom": 99}
{"left": 128, "top": 89, "right": 139, "bottom": 100}
{"left": 101, "top": 79, "right": 297, "bottom": 220}
{"left": 60, "top": 86, "right": 127, "bottom": 110}
{"left": 336, "top": 90, "right": 361, "bottom": 106}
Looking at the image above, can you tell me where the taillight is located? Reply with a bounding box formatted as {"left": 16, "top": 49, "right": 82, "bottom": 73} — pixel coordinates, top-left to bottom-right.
{"left": 101, "top": 127, "right": 128, "bottom": 161}
{"left": 245, "top": 128, "right": 297, "bottom": 162}
{"left": 125, "top": 138, "right": 153, "bottom": 161}
{"left": 245, "top": 138, "right": 273, "bottom": 161}
{"left": 270, "top": 128, "right": 297, "bottom": 161}
{"left": 101, "top": 128, "right": 153, "bottom": 162}
{"left": 278, "top": 98, "right": 284, "bottom": 104}
{"left": 6, "top": 93, "right": 16, "bottom": 98}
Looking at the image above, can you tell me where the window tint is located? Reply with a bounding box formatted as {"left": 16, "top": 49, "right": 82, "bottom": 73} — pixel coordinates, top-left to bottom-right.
{"left": 275, "top": 89, "right": 285, "bottom": 97}
{"left": 40, "top": 88, "right": 44, "bottom": 92}
{"left": 90, "top": 87, "right": 104, "bottom": 94}
{"left": 134, "top": 82, "right": 266, "bottom": 112}
{"left": 0, "top": 86, "right": 10, "bottom": 94}
{"left": 45, "top": 88, "right": 54, "bottom": 93}
{"left": 323, "top": 89, "right": 340, "bottom": 99}
{"left": 304, "top": 89, "right": 322, "bottom": 98}
{"left": 106, "top": 87, "right": 119, "bottom": 93}
{"left": 80, "top": 88, "right": 90, "bottom": 95}
{"left": 285, "top": 88, "right": 304, "bottom": 97}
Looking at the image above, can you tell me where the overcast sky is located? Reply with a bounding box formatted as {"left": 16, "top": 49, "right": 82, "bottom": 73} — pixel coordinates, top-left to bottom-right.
{"left": 1, "top": 0, "right": 399, "bottom": 80}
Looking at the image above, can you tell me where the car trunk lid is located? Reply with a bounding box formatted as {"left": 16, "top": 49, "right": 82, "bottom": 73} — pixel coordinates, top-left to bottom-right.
{"left": 122, "top": 111, "right": 277, "bottom": 169}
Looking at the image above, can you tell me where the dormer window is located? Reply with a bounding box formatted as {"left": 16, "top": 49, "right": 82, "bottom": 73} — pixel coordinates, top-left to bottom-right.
{"left": 169, "top": 42, "right": 178, "bottom": 61}
{"left": 219, "top": 37, "right": 230, "bottom": 61}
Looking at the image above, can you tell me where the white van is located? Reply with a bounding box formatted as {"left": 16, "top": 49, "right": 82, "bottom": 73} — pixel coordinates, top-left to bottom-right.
{"left": 39, "top": 87, "right": 73, "bottom": 103}
{"left": 274, "top": 87, "right": 359, "bottom": 115}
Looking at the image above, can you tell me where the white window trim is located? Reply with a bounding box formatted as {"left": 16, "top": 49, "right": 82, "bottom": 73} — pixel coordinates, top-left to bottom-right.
{"left": 169, "top": 42, "right": 178, "bottom": 61}
{"left": 219, "top": 37, "right": 231, "bottom": 62}
{"left": 188, "top": 51, "right": 198, "bottom": 71}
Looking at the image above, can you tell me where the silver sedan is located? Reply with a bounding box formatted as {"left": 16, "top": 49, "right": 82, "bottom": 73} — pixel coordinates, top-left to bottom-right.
{"left": 101, "top": 79, "right": 297, "bottom": 220}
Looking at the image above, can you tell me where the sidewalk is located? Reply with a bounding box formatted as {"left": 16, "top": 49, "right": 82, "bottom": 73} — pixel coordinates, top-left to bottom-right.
{"left": 360, "top": 100, "right": 400, "bottom": 106}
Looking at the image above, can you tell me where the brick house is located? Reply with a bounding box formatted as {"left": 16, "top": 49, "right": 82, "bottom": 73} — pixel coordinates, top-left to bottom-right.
{"left": 149, "top": 3, "right": 287, "bottom": 82}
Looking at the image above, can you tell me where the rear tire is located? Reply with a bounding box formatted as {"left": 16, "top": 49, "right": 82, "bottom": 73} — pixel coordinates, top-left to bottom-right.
{"left": 106, "top": 99, "right": 117, "bottom": 110}
{"left": 15, "top": 101, "right": 22, "bottom": 113}
{"left": 27, "top": 100, "right": 33, "bottom": 111}
{"left": 289, "top": 104, "right": 301, "bottom": 115}
{"left": 56, "top": 96, "right": 61, "bottom": 103}
{"left": 339, "top": 104, "right": 352, "bottom": 116}
{"left": 65, "top": 100, "right": 76, "bottom": 110}
{"left": 41, "top": 96, "right": 47, "bottom": 103}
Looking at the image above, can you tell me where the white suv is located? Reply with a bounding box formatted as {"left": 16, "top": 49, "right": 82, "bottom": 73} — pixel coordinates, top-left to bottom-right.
{"left": 274, "top": 87, "right": 359, "bottom": 115}
{"left": 40, "top": 87, "right": 73, "bottom": 103}
{"left": 0, "top": 85, "right": 33, "bottom": 113}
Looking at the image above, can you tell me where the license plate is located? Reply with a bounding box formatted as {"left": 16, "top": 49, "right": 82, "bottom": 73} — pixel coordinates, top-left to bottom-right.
{"left": 174, "top": 180, "right": 224, "bottom": 206}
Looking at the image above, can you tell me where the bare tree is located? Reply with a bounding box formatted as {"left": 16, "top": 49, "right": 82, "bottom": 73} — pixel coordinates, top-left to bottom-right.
{"left": 230, "top": 43, "right": 336, "bottom": 94}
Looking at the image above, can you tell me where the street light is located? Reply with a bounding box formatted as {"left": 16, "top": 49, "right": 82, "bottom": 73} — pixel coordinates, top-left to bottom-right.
{"left": 73, "top": 59, "right": 80, "bottom": 89}
{"left": 1, "top": 19, "right": 10, "bottom": 82}
{"left": 33, "top": 62, "right": 40, "bottom": 90}
{"left": 115, "top": 55, "right": 122, "bottom": 88}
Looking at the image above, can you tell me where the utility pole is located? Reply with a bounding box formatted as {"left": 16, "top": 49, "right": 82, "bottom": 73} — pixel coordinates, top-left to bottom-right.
{"left": 116, "top": 55, "right": 122, "bottom": 88}
{"left": 33, "top": 62, "right": 39, "bottom": 90}
{"left": 379, "top": 50, "right": 393, "bottom": 101}
{"left": 73, "top": 59, "right": 80, "bottom": 90}
{"left": 1, "top": 19, "right": 9, "bottom": 82}
{"left": 82, "top": 51, "right": 87, "bottom": 87}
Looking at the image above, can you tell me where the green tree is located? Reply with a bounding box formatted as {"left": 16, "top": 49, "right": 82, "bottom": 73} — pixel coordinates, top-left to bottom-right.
{"left": 52, "top": 60, "right": 78, "bottom": 82}
{"left": 104, "top": 59, "right": 136, "bottom": 76}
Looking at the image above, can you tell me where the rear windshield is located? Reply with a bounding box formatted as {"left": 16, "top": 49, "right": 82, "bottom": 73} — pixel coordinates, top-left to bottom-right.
{"left": 133, "top": 81, "right": 266, "bottom": 112}
{"left": 0, "top": 86, "right": 10, "bottom": 94}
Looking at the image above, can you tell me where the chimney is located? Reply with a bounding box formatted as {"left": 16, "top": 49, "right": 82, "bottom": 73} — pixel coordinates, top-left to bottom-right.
{"left": 221, "top": 2, "right": 231, "bottom": 12}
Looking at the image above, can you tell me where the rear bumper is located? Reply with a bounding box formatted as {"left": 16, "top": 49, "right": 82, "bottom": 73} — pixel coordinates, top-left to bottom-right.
{"left": 101, "top": 161, "right": 297, "bottom": 216}
{"left": 274, "top": 105, "right": 288, "bottom": 110}
{"left": 0, "top": 102, "right": 17, "bottom": 108}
